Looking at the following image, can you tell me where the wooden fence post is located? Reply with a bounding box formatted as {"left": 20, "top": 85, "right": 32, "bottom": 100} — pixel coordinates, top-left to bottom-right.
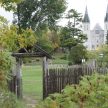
{"left": 16, "top": 57, "right": 23, "bottom": 99}
{"left": 43, "top": 57, "right": 48, "bottom": 99}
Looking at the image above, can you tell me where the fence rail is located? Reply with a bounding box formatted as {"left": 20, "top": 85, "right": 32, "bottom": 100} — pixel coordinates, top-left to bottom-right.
{"left": 43, "top": 65, "right": 108, "bottom": 98}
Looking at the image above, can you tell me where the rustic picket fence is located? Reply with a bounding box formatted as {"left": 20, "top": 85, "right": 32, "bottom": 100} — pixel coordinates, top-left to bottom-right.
{"left": 43, "top": 65, "right": 108, "bottom": 98}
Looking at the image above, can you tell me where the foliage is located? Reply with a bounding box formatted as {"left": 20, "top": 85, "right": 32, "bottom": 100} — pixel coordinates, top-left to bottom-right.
{"left": 0, "top": 25, "right": 18, "bottom": 51}
{"left": 13, "top": 0, "right": 66, "bottom": 31}
{"left": 0, "top": 25, "right": 37, "bottom": 52}
{"left": 60, "top": 9, "right": 87, "bottom": 49}
{"left": 0, "top": 51, "right": 23, "bottom": 106}
{"left": 36, "top": 29, "right": 53, "bottom": 53}
{"left": 18, "top": 28, "right": 36, "bottom": 50}
{"left": 68, "top": 44, "right": 87, "bottom": 64}
{"left": 0, "top": 91, "right": 22, "bottom": 108}
{"left": 106, "top": 30, "right": 108, "bottom": 44}
{"left": 37, "top": 73, "right": 108, "bottom": 108}
{"left": 37, "top": 34, "right": 53, "bottom": 53}
{"left": 48, "top": 30, "right": 60, "bottom": 51}
{"left": 0, "top": 0, "right": 22, "bottom": 11}
{"left": 0, "top": 51, "right": 12, "bottom": 90}
{"left": 0, "top": 15, "right": 8, "bottom": 26}
{"left": 60, "top": 27, "right": 78, "bottom": 48}
{"left": 36, "top": 29, "right": 60, "bottom": 53}
{"left": 87, "top": 50, "right": 97, "bottom": 59}
{"left": 13, "top": 0, "right": 66, "bottom": 53}
{"left": 94, "top": 45, "right": 108, "bottom": 67}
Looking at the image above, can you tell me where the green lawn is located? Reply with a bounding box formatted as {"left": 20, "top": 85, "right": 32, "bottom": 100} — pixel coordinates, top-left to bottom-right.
{"left": 21, "top": 53, "right": 68, "bottom": 106}
{"left": 52, "top": 52, "right": 69, "bottom": 64}
{"left": 22, "top": 65, "right": 43, "bottom": 101}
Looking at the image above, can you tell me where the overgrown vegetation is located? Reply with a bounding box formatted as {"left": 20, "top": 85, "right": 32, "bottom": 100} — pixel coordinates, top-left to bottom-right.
{"left": 0, "top": 51, "right": 23, "bottom": 108}
{"left": 0, "top": 25, "right": 37, "bottom": 52}
{"left": 0, "top": 91, "right": 23, "bottom": 108}
{"left": 37, "top": 73, "right": 108, "bottom": 108}
{"left": 0, "top": 51, "right": 12, "bottom": 90}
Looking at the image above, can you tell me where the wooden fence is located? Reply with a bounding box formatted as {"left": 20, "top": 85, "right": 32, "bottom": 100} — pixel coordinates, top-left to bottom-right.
{"left": 43, "top": 65, "right": 108, "bottom": 98}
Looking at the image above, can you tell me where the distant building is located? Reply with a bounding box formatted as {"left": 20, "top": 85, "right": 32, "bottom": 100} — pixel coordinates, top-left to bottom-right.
{"left": 82, "top": 6, "right": 108, "bottom": 50}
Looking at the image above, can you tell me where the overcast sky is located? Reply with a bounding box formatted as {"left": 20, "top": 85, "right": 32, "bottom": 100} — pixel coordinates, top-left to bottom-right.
{"left": 0, "top": 0, "right": 108, "bottom": 29}
{"left": 67, "top": 0, "right": 108, "bottom": 29}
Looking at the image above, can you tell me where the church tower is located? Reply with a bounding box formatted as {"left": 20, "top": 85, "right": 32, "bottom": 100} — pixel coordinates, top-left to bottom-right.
{"left": 82, "top": 6, "right": 91, "bottom": 50}
{"left": 104, "top": 5, "right": 108, "bottom": 44}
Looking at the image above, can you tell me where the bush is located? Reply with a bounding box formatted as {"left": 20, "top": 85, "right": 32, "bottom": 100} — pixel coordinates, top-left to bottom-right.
{"left": 0, "top": 91, "right": 22, "bottom": 108}
{"left": 69, "top": 44, "right": 87, "bottom": 65}
{"left": 37, "top": 73, "right": 108, "bottom": 108}
{"left": 0, "top": 51, "right": 13, "bottom": 90}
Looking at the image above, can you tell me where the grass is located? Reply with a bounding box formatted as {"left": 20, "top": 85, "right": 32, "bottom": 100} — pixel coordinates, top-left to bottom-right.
{"left": 52, "top": 52, "right": 69, "bottom": 64}
{"left": 23, "top": 52, "right": 69, "bottom": 65}
{"left": 21, "top": 52, "right": 69, "bottom": 107}
{"left": 22, "top": 65, "right": 43, "bottom": 101}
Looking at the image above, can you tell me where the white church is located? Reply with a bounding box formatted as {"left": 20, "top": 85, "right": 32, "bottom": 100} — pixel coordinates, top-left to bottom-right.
{"left": 82, "top": 6, "right": 108, "bottom": 50}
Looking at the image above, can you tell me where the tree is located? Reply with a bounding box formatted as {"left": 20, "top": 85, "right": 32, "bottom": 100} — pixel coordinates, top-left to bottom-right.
{"left": 13, "top": 0, "right": 66, "bottom": 31}
{"left": 0, "top": 25, "right": 37, "bottom": 52}
{"left": 36, "top": 29, "right": 53, "bottom": 53}
{"left": 60, "top": 9, "right": 87, "bottom": 64}
{"left": 96, "top": 45, "right": 108, "bottom": 67}
{"left": 106, "top": 30, "right": 108, "bottom": 44}
{"left": 0, "top": 16, "right": 8, "bottom": 26}
{"left": 60, "top": 9, "right": 87, "bottom": 50}
{"left": 12, "top": 0, "right": 66, "bottom": 52}
{"left": 48, "top": 30, "right": 60, "bottom": 51}
{"left": 68, "top": 44, "right": 87, "bottom": 64}
{"left": 0, "top": 0, "right": 22, "bottom": 11}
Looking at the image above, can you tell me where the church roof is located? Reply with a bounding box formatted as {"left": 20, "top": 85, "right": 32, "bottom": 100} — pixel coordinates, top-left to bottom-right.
{"left": 104, "top": 4, "right": 108, "bottom": 22}
{"left": 82, "top": 6, "right": 90, "bottom": 23}
{"left": 93, "top": 23, "right": 103, "bottom": 30}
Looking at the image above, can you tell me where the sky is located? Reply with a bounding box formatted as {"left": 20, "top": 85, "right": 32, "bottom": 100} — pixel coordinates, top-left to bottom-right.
{"left": 67, "top": 0, "right": 108, "bottom": 29}
{"left": 0, "top": 0, "right": 108, "bottom": 29}
{"left": 0, "top": 8, "right": 13, "bottom": 23}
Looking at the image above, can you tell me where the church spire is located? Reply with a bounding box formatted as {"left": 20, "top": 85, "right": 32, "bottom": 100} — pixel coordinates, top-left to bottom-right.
{"left": 82, "top": 6, "right": 90, "bottom": 23}
{"left": 104, "top": 4, "right": 108, "bottom": 22}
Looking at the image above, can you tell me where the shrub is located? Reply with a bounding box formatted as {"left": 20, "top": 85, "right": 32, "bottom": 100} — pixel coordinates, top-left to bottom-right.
{"left": 37, "top": 73, "right": 108, "bottom": 108}
{"left": 0, "top": 91, "right": 22, "bottom": 108}
{"left": 0, "top": 51, "right": 13, "bottom": 90}
{"left": 69, "top": 44, "right": 87, "bottom": 65}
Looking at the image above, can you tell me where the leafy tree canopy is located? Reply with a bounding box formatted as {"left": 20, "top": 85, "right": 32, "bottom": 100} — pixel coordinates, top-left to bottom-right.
{"left": 36, "top": 29, "right": 60, "bottom": 53}
{"left": 95, "top": 45, "right": 108, "bottom": 67}
{"left": 60, "top": 9, "right": 87, "bottom": 49}
{"left": 0, "top": 0, "right": 22, "bottom": 11}
{"left": 106, "top": 30, "right": 108, "bottom": 44}
{"left": 0, "top": 15, "right": 8, "bottom": 30}
{"left": 13, "top": 0, "right": 67, "bottom": 31}
{"left": 0, "top": 25, "right": 37, "bottom": 52}
{"left": 69, "top": 44, "right": 87, "bottom": 64}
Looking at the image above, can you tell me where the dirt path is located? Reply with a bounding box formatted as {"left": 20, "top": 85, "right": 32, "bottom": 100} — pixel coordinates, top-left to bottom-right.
{"left": 23, "top": 95, "right": 37, "bottom": 108}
